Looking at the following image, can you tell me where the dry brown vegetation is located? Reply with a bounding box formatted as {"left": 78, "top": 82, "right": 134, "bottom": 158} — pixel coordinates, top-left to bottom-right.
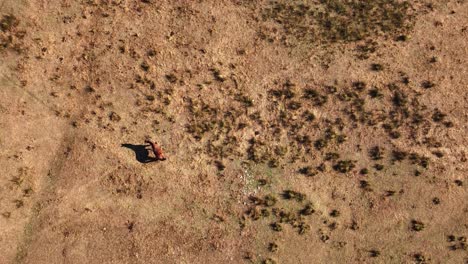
{"left": 0, "top": 0, "right": 467, "bottom": 263}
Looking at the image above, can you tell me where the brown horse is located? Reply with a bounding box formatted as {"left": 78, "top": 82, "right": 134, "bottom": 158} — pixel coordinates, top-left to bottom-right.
{"left": 145, "top": 140, "right": 166, "bottom": 161}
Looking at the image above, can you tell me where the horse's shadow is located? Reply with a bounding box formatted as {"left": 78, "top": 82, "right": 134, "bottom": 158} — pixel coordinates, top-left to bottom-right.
{"left": 121, "top": 144, "right": 157, "bottom": 163}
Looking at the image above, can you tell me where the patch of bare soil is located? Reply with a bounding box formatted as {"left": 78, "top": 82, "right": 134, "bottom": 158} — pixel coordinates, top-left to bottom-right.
{"left": 0, "top": 0, "right": 467, "bottom": 263}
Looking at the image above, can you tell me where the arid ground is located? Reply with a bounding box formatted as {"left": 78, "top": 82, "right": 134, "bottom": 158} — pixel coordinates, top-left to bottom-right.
{"left": 0, "top": 0, "right": 467, "bottom": 263}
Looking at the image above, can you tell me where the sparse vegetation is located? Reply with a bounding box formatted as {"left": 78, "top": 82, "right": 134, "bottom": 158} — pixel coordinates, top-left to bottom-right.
{"left": 261, "top": 0, "right": 414, "bottom": 46}
{"left": 1, "top": 2, "right": 462, "bottom": 263}
{"left": 0, "top": 14, "right": 24, "bottom": 53}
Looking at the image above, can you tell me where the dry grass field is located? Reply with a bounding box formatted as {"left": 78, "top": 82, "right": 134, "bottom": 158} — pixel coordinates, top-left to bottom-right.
{"left": 0, "top": 0, "right": 467, "bottom": 263}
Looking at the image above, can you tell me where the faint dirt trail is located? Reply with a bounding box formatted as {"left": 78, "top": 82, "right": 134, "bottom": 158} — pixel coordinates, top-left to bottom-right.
{"left": 9, "top": 1, "right": 100, "bottom": 262}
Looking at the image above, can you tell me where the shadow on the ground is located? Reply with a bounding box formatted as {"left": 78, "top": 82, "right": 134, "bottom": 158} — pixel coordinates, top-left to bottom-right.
{"left": 121, "top": 144, "right": 157, "bottom": 163}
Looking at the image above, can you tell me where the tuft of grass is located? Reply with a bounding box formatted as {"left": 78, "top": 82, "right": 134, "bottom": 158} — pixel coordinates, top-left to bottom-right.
{"left": 264, "top": 194, "right": 277, "bottom": 207}
{"left": 300, "top": 203, "right": 314, "bottom": 216}
{"left": 370, "top": 63, "right": 384, "bottom": 71}
{"left": 329, "top": 209, "right": 340, "bottom": 217}
{"left": 235, "top": 94, "right": 254, "bottom": 107}
{"left": 298, "top": 166, "right": 317, "bottom": 177}
{"left": 165, "top": 74, "right": 177, "bottom": 83}
{"left": 0, "top": 15, "right": 18, "bottom": 32}
{"left": 282, "top": 190, "right": 306, "bottom": 202}
{"left": 392, "top": 150, "right": 407, "bottom": 161}
{"left": 369, "top": 250, "right": 380, "bottom": 257}
{"left": 421, "top": 80, "right": 435, "bottom": 89}
{"left": 270, "top": 222, "right": 283, "bottom": 232}
{"left": 268, "top": 242, "right": 278, "bottom": 252}
{"left": 369, "top": 146, "right": 384, "bottom": 160}
{"left": 333, "top": 160, "right": 356, "bottom": 173}
{"left": 411, "top": 220, "right": 425, "bottom": 231}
